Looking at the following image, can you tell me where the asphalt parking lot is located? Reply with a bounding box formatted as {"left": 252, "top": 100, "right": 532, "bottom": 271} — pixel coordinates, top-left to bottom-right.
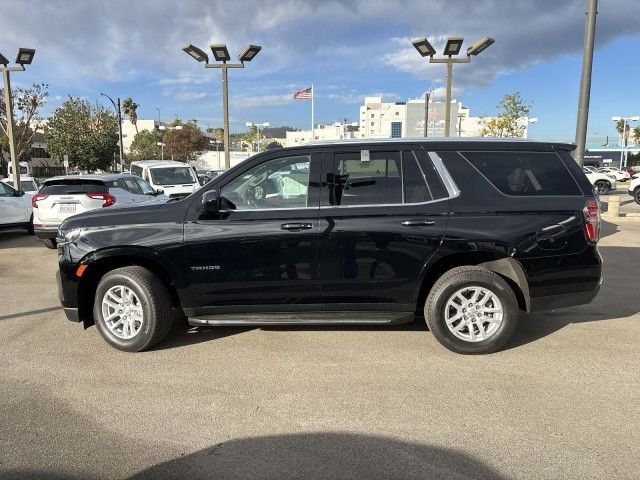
{"left": 1, "top": 220, "right": 639, "bottom": 480}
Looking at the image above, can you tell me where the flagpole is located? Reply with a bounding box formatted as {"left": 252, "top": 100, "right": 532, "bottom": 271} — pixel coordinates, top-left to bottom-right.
{"left": 311, "top": 84, "right": 315, "bottom": 141}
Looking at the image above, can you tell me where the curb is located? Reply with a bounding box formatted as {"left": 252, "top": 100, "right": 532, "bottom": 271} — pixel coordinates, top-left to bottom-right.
{"left": 601, "top": 215, "right": 640, "bottom": 224}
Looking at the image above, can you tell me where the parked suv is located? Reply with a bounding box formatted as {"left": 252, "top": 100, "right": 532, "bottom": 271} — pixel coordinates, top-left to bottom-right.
{"left": 34, "top": 174, "right": 166, "bottom": 248}
{"left": 56, "top": 139, "right": 602, "bottom": 354}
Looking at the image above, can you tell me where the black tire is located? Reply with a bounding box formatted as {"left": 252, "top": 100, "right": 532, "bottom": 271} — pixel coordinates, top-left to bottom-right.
{"left": 424, "top": 266, "right": 519, "bottom": 354}
{"left": 594, "top": 180, "right": 610, "bottom": 195}
{"left": 93, "top": 266, "right": 173, "bottom": 352}
{"left": 634, "top": 188, "right": 640, "bottom": 205}
{"left": 26, "top": 214, "right": 34, "bottom": 235}
{"left": 42, "top": 238, "right": 57, "bottom": 249}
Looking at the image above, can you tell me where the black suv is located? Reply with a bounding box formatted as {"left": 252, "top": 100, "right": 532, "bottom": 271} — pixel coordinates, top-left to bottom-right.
{"left": 56, "top": 139, "right": 602, "bottom": 354}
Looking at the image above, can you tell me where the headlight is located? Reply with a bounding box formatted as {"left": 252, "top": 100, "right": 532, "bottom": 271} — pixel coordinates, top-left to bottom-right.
{"left": 58, "top": 228, "right": 83, "bottom": 245}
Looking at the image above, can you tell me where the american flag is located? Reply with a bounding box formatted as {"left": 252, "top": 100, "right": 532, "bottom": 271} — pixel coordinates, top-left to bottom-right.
{"left": 293, "top": 87, "right": 312, "bottom": 100}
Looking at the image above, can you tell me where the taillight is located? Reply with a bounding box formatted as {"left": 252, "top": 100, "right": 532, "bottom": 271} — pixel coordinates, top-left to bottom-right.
{"left": 31, "top": 193, "right": 48, "bottom": 208}
{"left": 87, "top": 193, "right": 116, "bottom": 207}
{"left": 583, "top": 197, "right": 600, "bottom": 243}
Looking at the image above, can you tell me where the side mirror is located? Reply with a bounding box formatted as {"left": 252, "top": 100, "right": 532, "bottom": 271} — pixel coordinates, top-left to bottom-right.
{"left": 201, "top": 189, "right": 220, "bottom": 217}
{"left": 154, "top": 188, "right": 164, "bottom": 195}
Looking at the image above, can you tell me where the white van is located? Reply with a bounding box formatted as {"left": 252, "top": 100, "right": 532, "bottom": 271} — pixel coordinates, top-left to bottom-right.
{"left": 7, "top": 161, "right": 30, "bottom": 179}
{"left": 130, "top": 160, "right": 199, "bottom": 199}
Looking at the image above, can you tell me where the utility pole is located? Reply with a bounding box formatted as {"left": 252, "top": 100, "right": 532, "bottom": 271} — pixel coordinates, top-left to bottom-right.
{"left": 424, "top": 91, "right": 430, "bottom": 137}
{"left": 2, "top": 68, "right": 19, "bottom": 190}
{"left": 574, "top": 0, "right": 598, "bottom": 166}
{"left": 100, "top": 93, "right": 124, "bottom": 171}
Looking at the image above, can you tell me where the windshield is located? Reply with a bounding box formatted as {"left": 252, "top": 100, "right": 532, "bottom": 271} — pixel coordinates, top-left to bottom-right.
{"left": 149, "top": 166, "right": 197, "bottom": 185}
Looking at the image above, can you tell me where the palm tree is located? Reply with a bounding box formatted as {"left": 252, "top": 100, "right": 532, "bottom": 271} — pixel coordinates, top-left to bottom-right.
{"left": 122, "top": 97, "right": 139, "bottom": 134}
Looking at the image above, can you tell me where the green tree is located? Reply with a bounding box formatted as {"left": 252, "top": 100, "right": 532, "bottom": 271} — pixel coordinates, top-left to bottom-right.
{"left": 45, "top": 96, "right": 118, "bottom": 171}
{"left": 632, "top": 126, "right": 640, "bottom": 146}
{"left": 129, "top": 129, "right": 163, "bottom": 161}
{"left": 0, "top": 83, "right": 48, "bottom": 163}
{"left": 122, "top": 97, "right": 139, "bottom": 133}
{"left": 480, "top": 92, "right": 532, "bottom": 138}
{"left": 164, "top": 123, "right": 207, "bottom": 161}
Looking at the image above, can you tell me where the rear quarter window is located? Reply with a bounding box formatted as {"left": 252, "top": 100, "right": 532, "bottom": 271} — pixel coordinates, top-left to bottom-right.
{"left": 461, "top": 151, "right": 582, "bottom": 196}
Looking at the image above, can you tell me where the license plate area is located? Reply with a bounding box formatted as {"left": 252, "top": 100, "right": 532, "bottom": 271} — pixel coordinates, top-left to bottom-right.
{"left": 59, "top": 204, "right": 76, "bottom": 214}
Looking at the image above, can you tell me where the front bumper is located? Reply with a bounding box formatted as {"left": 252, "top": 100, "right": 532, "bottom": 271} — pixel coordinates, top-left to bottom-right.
{"left": 56, "top": 266, "right": 81, "bottom": 322}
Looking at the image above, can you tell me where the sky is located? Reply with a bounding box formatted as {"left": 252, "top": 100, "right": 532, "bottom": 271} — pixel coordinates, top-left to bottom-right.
{"left": 1, "top": 0, "right": 639, "bottom": 144}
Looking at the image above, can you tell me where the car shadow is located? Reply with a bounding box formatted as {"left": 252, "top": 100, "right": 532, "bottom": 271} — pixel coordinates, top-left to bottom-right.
{"left": 504, "top": 244, "right": 639, "bottom": 350}
{"left": 0, "top": 230, "right": 41, "bottom": 249}
{"left": 126, "top": 432, "right": 505, "bottom": 480}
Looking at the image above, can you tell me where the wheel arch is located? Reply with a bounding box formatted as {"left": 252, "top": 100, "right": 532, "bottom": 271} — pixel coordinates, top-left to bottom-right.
{"left": 415, "top": 252, "right": 530, "bottom": 315}
{"left": 76, "top": 247, "right": 183, "bottom": 328}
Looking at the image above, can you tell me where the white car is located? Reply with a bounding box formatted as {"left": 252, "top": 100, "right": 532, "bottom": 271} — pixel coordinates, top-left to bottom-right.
{"left": 3, "top": 176, "right": 40, "bottom": 194}
{"left": 582, "top": 168, "right": 617, "bottom": 195}
{"left": 0, "top": 181, "right": 33, "bottom": 234}
{"left": 33, "top": 173, "right": 167, "bottom": 248}
{"left": 598, "top": 167, "right": 630, "bottom": 182}
{"left": 130, "top": 160, "right": 200, "bottom": 199}
{"left": 629, "top": 176, "right": 640, "bottom": 205}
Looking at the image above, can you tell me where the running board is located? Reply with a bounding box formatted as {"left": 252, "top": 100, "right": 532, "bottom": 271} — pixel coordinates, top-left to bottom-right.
{"left": 188, "top": 311, "right": 414, "bottom": 327}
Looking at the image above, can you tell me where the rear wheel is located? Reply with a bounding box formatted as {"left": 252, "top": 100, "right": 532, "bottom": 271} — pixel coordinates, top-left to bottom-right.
{"left": 594, "top": 180, "right": 610, "bottom": 195}
{"left": 424, "top": 266, "right": 519, "bottom": 354}
{"left": 42, "top": 238, "right": 57, "bottom": 249}
{"left": 26, "top": 214, "right": 34, "bottom": 235}
{"left": 93, "top": 266, "right": 173, "bottom": 352}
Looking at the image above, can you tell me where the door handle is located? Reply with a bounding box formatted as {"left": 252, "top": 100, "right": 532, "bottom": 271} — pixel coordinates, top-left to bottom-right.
{"left": 281, "top": 223, "right": 313, "bottom": 231}
{"left": 401, "top": 219, "right": 435, "bottom": 227}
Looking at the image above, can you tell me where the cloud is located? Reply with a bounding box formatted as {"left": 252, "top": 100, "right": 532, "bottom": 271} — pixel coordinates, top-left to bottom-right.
{"left": 156, "top": 74, "right": 207, "bottom": 86}
{"left": 232, "top": 94, "right": 293, "bottom": 108}
{"left": 174, "top": 91, "right": 209, "bottom": 101}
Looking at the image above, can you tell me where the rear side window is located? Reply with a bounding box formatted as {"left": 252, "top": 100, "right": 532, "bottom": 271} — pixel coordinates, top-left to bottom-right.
{"left": 327, "top": 151, "right": 402, "bottom": 206}
{"left": 462, "top": 151, "right": 581, "bottom": 196}
{"left": 40, "top": 179, "right": 108, "bottom": 195}
{"left": 131, "top": 165, "right": 143, "bottom": 177}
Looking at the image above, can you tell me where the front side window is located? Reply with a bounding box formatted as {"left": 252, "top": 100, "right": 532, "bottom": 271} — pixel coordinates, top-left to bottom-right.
{"left": 221, "top": 155, "right": 311, "bottom": 210}
{"left": 462, "top": 151, "right": 581, "bottom": 196}
{"left": 135, "top": 178, "right": 155, "bottom": 195}
{"left": 150, "top": 166, "right": 197, "bottom": 186}
{"left": 0, "top": 182, "right": 14, "bottom": 197}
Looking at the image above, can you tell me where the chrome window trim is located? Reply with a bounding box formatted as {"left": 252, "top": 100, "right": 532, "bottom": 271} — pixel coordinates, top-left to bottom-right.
{"left": 428, "top": 151, "right": 461, "bottom": 199}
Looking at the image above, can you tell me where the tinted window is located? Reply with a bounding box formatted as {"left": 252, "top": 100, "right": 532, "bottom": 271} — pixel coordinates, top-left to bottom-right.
{"left": 462, "top": 151, "right": 581, "bottom": 196}
{"left": 326, "top": 151, "right": 402, "bottom": 206}
{"left": 403, "top": 154, "right": 430, "bottom": 203}
{"left": 131, "top": 165, "right": 143, "bottom": 177}
{"left": 40, "top": 179, "right": 108, "bottom": 195}
{"left": 415, "top": 150, "right": 449, "bottom": 200}
{"left": 135, "top": 178, "right": 155, "bottom": 195}
{"left": 221, "top": 155, "right": 311, "bottom": 210}
{"left": 0, "top": 182, "right": 14, "bottom": 196}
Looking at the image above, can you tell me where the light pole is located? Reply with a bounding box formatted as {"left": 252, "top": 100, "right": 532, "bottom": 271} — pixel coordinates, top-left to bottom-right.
{"left": 1, "top": 48, "right": 36, "bottom": 191}
{"left": 412, "top": 37, "right": 494, "bottom": 137}
{"left": 100, "top": 93, "right": 124, "bottom": 171}
{"left": 156, "top": 142, "right": 165, "bottom": 161}
{"left": 574, "top": 0, "right": 598, "bottom": 166}
{"left": 182, "top": 43, "right": 262, "bottom": 170}
{"left": 246, "top": 121, "right": 269, "bottom": 152}
{"left": 612, "top": 115, "right": 639, "bottom": 168}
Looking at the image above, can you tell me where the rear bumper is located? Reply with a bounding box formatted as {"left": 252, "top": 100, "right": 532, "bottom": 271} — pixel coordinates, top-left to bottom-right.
{"left": 530, "top": 283, "right": 601, "bottom": 311}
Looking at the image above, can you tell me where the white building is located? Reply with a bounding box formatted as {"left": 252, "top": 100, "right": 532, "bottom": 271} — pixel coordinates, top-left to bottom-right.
{"left": 121, "top": 119, "right": 157, "bottom": 153}
{"left": 285, "top": 122, "right": 358, "bottom": 147}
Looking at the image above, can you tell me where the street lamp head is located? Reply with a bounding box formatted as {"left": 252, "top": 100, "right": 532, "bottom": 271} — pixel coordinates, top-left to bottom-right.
{"left": 211, "top": 44, "right": 231, "bottom": 62}
{"left": 466, "top": 37, "right": 495, "bottom": 56}
{"left": 15, "top": 48, "right": 36, "bottom": 65}
{"left": 611, "top": 116, "right": 622, "bottom": 121}
{"left": 246, "top": 122, "right": 254, "bottom": 127}
{"left": 239, "top": 44, "right": 262, "bottom": 62}
{"left": 0, "top": 52, "right": 9, "bottom": 66}
{"left": 443, "top": 37, "right": 464, "bottom": 56}
{"left": 182, "top": 44, "right": 209, "bottom": 63}
{"left": 411, "top": 38, "right": 436, "bottom": 57}
{"left": 528, "top": 117, "right": 539, "bottom": 124}
{"left": 630, "top": 116, "right": 640, "bottom": 122}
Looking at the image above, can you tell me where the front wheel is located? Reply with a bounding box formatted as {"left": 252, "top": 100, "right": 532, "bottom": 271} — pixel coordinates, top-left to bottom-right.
{"left": 424, "top": 266, "right": 519, "bottom": 354}
{"left": 42, "top": 238, "right": 57, "bottom": 249}
{"left": 634, "top": 188, "right": 640, "bottom": 205}
{"left": 594, "top": 180, "right": 610, "bottom": 195}
{"left": 93, "top": 266, "right": 173, "bottom": 352}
